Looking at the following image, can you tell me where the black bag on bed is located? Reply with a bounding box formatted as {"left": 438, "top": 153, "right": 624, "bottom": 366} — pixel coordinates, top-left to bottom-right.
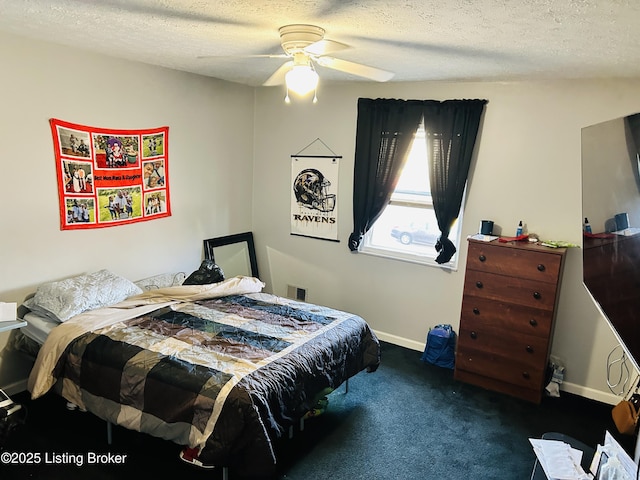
{"left": 182, "top": 260, "right": 225, "bottom": 285}
{"left": 421, "top": 324, "right": 456, "bottom": 369}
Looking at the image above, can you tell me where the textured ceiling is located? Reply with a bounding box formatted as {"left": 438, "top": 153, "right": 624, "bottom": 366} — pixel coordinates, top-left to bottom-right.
{"left": 1, "top": 0, "right": 640, "bottom": 87}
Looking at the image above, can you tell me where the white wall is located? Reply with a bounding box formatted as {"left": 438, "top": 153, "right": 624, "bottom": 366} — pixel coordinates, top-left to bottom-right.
{"left": 0, "top": 32, "right": 255, "bottom": 392}
{"left": 252, "top": 79, "right": 640, "bottom": 404}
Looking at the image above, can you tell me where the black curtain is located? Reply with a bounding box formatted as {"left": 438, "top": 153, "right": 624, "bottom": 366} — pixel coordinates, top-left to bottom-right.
{"left": 348, "top": 98, "right": 424, "bottom": 251}
{"left": 626, "top": 113, "right": 640, "bottom": 154}
{"left": 625, "top": 113, "right": 640, "bottom": 193}
{"left": 423, "top": 99, "right": 487, "bottom": 264}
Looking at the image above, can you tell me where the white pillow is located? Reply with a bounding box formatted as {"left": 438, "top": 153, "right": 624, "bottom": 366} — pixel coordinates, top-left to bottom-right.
{"left": 31, "top": 269, "right": 143, "bottom": 322}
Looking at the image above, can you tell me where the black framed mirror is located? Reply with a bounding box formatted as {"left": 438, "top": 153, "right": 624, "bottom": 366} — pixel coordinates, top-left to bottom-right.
{"left": 203, "top": 232, "right": 259, "bottom": 279}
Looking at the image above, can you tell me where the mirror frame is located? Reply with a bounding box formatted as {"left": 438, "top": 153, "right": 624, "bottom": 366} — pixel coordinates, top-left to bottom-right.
{"left": 203, "top": 232, "right": 259, "bottom": 278}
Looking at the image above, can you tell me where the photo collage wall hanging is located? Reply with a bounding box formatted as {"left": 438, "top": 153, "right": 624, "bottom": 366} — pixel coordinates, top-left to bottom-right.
{"left": 50, "top": 118, "right": 170, "bottom": 230}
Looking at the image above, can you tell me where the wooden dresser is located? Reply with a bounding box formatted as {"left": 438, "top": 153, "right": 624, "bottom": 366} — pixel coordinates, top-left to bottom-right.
{"left": 454, "top": 239, "right": 567, "bottom": 404}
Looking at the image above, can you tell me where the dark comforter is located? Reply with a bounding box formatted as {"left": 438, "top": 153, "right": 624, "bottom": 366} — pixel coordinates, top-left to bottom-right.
{"left": 29, "top": 289, "right": 380, "bottom": 476}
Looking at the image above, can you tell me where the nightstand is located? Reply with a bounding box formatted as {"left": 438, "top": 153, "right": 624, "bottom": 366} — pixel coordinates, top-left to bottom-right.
{"left": 0, "top": 318, "right": 28, "bottom": 448}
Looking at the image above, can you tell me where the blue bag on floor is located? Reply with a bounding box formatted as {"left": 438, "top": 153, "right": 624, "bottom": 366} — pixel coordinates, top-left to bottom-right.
{"left": 421, "top": 324, "right": 456, "bottom": 369}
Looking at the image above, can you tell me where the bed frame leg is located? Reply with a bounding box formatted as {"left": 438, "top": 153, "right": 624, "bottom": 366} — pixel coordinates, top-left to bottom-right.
{"left": 222, "top": 466, "right": 229, "bottom": 480}
{"left": 345, "top": 378, "right": 349, "bottom": 394}
{"left": 106, "top": 421, "right": 112, "bottom": 445}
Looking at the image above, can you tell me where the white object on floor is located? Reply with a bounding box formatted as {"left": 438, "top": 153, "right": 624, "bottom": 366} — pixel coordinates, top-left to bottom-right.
{"left": 65, "top": 401, "right": 86, "bottom": 412}
{"left": 545, "top": 381, "right": 560, "bottom": 397}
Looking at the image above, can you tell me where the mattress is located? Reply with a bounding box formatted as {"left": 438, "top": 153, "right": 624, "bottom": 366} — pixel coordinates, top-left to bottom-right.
{"left": 20, "top": 312, "right": 59, "bottom": 345}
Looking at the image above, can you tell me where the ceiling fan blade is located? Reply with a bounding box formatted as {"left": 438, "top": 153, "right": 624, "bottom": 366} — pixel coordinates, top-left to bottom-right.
{"left": 263, "top": 61, "right": 293, "bottom": 86}
{"left": 315, "top": 57, "right": 394, "bottom": 82}
{"left": 304, "top": 39, "right": 351, "bottom": 56}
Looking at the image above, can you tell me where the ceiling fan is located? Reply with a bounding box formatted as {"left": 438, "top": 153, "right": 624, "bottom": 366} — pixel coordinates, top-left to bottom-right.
{"left": 203, "top": 24, "right": 394, "bottom": 102}
{"left": 268, "top": 24, "right": 393, "bottom": 81}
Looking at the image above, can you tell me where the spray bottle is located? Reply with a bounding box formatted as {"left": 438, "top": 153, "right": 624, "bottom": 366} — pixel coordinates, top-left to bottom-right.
{"left": 516, "top": 220, "right": 523, "bottom": 236}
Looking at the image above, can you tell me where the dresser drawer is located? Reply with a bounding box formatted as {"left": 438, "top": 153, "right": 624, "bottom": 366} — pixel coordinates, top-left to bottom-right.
{"left": 463, "top": 270, "right": 559, "bottom": 310}
{"left": 457, "top": 323, "right": 549, "bottom": 370}
{"left": 467, "top": 242, "right": 563, "bottom": 284}
{"left": 455, "top": 347, "right": 545, "bottom": 390}
{"left": 460, "top": 295, "right": 553, "bottom": 338}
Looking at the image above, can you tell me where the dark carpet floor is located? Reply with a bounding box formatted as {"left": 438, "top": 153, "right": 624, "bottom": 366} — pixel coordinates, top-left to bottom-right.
{"left": 0, "top": 341, "right": 634, "bottom": 479}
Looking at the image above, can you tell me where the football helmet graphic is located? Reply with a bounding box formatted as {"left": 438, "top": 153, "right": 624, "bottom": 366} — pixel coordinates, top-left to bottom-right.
{"left": 293, "top": 168, "right": 336, "bottom": 212}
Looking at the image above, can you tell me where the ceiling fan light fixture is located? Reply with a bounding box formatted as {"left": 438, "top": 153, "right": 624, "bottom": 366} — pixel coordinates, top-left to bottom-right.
{"left": 285, "top": 64, "right": 319, "bottom": 96}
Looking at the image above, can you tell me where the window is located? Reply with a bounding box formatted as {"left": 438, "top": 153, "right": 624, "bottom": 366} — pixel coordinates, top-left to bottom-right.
{"left": 360, "top": 124, "right": 463, "bottom": 269}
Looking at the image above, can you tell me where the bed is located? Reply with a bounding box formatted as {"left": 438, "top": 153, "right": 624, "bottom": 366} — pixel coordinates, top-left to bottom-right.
{"left": 17, "top": 268, "right": 381, "bottom": 478}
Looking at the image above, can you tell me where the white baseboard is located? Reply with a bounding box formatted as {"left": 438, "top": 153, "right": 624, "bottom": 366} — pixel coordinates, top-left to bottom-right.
{"left": 559, "top": 381, "right": 620, "bottom": 406}
{"left": 374, "top": 330, "right": 425, "bottom": 352}
{"left": 373, "top": 329, "right": 620, "bottom": 406}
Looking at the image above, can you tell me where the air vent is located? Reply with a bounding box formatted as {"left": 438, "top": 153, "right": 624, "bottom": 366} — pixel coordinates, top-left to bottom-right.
{"left": 287, "top": 285, "right": 307, "bottom": 302}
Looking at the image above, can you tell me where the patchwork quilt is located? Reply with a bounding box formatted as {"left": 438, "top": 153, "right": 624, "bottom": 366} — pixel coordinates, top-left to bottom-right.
{"left": 28, "top": 285, "right": 380, "bottom": 476}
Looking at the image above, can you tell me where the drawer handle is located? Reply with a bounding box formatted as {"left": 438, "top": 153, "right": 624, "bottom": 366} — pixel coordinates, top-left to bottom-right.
{"left": 476, "top": 281, "right": 483, "bottom": 289}
{"left": 533, "top": 291, "right": 541, "bottom": 300}
{"left": 478, "top": 254, "right": 486, "bottom": 262}
{"left": 526, "top": 345, "right": 534, "bottom": 354}
{"left": 529, "top": 318, "right": 538, "bottom": 327}
{"left": 472, "top": 307, "right": 480, "bottom": 315}
{"left": 537, "top": 264, "right": 545, "bottom": 272}
{"left": 470, "top": 331, "right": 478, "bottom": 340}
{"left": 522, "top": 372, "right": 530, "bottom": 379}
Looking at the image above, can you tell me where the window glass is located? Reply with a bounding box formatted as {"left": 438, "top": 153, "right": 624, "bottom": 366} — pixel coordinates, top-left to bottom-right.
{"left": 361, "top": 125, "right": 463, "bottom": 269}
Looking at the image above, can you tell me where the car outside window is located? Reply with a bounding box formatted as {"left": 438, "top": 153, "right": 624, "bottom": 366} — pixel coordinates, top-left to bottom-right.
{"left": 360, "top": 125, "right": 463, "bottom": 269}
